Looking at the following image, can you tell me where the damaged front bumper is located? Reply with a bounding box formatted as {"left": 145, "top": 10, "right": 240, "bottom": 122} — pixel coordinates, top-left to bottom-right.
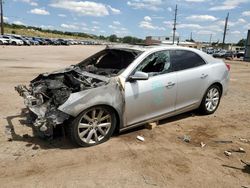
{"left": 15, "top": 85, "right": 70, "bottom": 137}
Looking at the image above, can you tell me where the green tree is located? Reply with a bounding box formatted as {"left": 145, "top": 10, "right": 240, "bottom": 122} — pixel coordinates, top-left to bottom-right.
{"left": 122, "top": 36, "right": 144, "bottom": 44}
{"left": 109, "top": 34, "right": 118, "bottom": 42}
{"left": 99, "top": 35, "right": 106, "bottom": 40}
{"left": 122, "top": 36, "right": 134, "bottom": 44}
{"left": 237, "top": 39, "right": 246, "bottom": 46}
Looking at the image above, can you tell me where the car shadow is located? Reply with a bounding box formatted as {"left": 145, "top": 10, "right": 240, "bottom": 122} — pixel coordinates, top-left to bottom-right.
{"left": 222, "top": 164, "right": 250, "bottom": 175}
{"left": 5, "top": 108, "right": 76, "bottom": 149}
{"left": 6, "top": 108, "right": 200, "bottom": 148}
{"left": 119, "top": 110, "right": 198, "bottom": 136}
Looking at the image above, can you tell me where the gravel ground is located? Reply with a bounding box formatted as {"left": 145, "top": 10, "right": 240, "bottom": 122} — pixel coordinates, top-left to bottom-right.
{"left": 0, "top": 45, "right": 249, "bottom": 188}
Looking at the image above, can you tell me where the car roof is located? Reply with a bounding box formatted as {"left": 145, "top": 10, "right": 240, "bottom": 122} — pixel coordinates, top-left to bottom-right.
{"left": 108, "top": 44, "right": 198, "bottom": 53}
{"left": 107, "top": 44, "right": 219, "bottom": 64}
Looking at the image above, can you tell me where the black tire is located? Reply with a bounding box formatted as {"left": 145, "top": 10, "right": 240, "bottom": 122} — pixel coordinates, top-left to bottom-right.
{"left": 0, "top": 41, "right": 3, "bottom": 45}
{"left": 11, "top": 41, "right": 17, "bottom": 45}
{"left": 199, "top": 85, "right": 221, "bottom": 115}
{"left": 69, "top": 106, "right": 117, "bottom": 147}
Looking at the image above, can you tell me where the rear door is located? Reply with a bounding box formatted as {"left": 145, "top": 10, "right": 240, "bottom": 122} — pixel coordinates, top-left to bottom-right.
{"left": 170, "top": 50, "right": 209, "bottom": 110}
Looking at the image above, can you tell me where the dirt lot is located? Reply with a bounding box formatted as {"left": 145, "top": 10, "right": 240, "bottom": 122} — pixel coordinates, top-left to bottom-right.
{"left": 0, "top": 45, "right": 249, "bottom": 188}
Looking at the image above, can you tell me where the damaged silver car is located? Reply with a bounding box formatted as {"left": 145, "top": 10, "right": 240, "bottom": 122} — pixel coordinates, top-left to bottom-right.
{"left": 16, "top": 45, "right": 230, "bottom": 147}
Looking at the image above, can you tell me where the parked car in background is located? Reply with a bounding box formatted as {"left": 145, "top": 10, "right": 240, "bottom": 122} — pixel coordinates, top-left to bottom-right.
{"left": 236, "top": 51, "right": 245, "bottom": 58}
{"left": 44, "top": 38, "right": 55, "bottom": 45}
{"left": 2, "top": 35, "right": 24, "bottom": 45}
{"left": 206, "top": 49, "right": 214, "bottom": 55}
{"left": 25, "top": 37, "right": 39, "bottom": 45}
{"left": 213, "top": 50, "right": 227, "bottom": 58}
{"left": 51, "top": 38, "right": 60, "bottom": 45}
{"left": 223, "top": 51, "right": 234, "bottom": 59}
{"left": 56, "top": 38, "right": 69, "bottom": 45}
{"left": 11, "top": 35, "right": 30, "bottom": 46}
{"left": 67, "top": 39, "right": 78, "bottom": 45}
{"left": 0, "top": 35, "right": 9, "bottom": 45}
{"left": 32, "top": 37, "right": 45, "bottom": 45}
{"left": 16, "top": 45, "right": 230, "bottom": 147}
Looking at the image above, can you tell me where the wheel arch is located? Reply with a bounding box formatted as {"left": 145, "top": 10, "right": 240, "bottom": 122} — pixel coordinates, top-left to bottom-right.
{"left": 76, "top": 104, "right": 121, "bottom": 135}
{"left": 199, "top": 82, "right": 223, "bottom": 108}
{"left": 209, "top": 82, "right": 223, "bottom": 94}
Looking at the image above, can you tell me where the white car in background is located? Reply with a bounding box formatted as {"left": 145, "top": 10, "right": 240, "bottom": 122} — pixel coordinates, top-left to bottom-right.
{"left": 2, "top": 35, "right": 24, "bottom": 45}
{"left": 0, "top": 35, "right": 9, "bottom": 45}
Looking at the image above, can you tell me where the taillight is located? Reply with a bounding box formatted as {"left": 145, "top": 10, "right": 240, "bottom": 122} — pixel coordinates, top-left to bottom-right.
{"left": 226, "top": 63, "right": 230, "bottom": 71}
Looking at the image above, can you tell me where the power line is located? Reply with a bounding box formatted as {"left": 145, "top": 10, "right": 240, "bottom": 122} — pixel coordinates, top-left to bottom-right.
{"left": 172, "top": 4, "right": 177, "bottom": 45}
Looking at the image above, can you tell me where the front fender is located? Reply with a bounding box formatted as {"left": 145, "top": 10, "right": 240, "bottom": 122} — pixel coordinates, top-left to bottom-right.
{"left": 58, "top": 79, "right": 124, "bottom": 123}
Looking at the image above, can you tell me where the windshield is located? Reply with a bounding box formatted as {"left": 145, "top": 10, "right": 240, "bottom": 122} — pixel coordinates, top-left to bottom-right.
{"left": 78, "top": 48, "right": 142, "bottom": 77}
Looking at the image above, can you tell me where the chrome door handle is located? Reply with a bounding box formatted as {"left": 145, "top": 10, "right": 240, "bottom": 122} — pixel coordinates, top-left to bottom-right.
{"left": 165, "top": 82, "right": 175, "bottom": 88}
{"left": 200, "top": 74, "right": 208, "bottom": 79}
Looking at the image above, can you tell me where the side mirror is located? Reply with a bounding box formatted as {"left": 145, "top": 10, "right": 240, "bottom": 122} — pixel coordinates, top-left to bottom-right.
{"left": 129, "top": 71, "right": 149, "bottom": 81}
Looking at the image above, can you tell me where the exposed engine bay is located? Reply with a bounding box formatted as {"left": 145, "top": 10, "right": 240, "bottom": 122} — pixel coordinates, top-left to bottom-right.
{"left": 15, "top": 48, "right": 141, "bottom": 138}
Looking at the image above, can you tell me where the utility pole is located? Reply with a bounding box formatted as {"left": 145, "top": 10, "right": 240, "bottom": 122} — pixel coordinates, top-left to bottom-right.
{"left": 0, "top": 0, "right": 3, "bottom": 35}
{"left": 172, "top": 4, "right": 177, "bottom": 45}
{"left": 209, "top": 34, "right": 212, "bottom": 45}
{"left": 222, "top": 13, "right": 229, "bottom": 49}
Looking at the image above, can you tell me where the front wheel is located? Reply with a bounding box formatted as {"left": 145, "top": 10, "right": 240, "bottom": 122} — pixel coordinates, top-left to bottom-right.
{"left": 69, "top": 106, "right": 116, "bottom": 147}
{"left": 199, "top": 85, "right": 221, "bottom": 114}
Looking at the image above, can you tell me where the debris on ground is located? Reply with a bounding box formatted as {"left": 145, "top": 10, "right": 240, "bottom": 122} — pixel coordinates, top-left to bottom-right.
{"left": 7, "top": 138, "right": 12, "bottom": 142}
{"left": 226, "top": 147, "right": 246, "bottom": 153}
{"left": 214, "top": 140, "right": 233, "bottom": 144}
{"left": 183, "top": 135, "right": 191, "bottom": 143}
{"left": 224, "top": 151, "right": 232, "bottom": 156}
{"left": 145, "top": 122, "right": 158, "bottom": 130}
{"left": 22, "top": 134, "right": 29, "bottom": 139}
{"left": 239, "top": 138, "right": 249, "bottom": 143}
{"left": 241, "top": 186, "right": 250, "bottom": 188}
{"left": 231, "top": 147, "right": 246, "bottom": 153}
{"left": 178, "top": 135, "right": 191, "bottom": 143}
{"left": 200, "top": 142, "right": 206, "bottom": 148}
{"left": 241, "top": 160, "right": 250, "bottom": 167}
{"left": 136, "top": 136, "right": 145, "bottom": 142}
{"left": 142, "top": 175, "right": 157, "bottom": 186}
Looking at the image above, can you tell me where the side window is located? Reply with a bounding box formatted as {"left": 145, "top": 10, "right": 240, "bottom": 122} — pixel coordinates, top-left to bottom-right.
{"left": 135, "top": 50, "right": 171, "bottom": 76}
{"left": 170, "top": 50, "right": 206, "bottom": 71}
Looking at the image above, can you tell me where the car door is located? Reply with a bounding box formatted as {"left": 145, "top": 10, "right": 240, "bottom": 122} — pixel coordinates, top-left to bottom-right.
{"left": 170, "top": 50, "right": 209, "bottom": 111}
{"left": 124, "top": 50, "right": 177, "bottom": 126}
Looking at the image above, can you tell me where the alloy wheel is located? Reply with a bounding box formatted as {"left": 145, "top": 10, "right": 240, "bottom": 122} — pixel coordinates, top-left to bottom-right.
{"left": 205, "top": 87, "right": 220, "bottom": 112}
{"left": 77, "top": 108, "right": 112, "bottom": 144}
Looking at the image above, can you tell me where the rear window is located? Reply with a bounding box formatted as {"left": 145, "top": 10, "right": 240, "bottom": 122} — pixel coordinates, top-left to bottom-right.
{"left": 170, "top": 50, "right": 206, "bottom": 71}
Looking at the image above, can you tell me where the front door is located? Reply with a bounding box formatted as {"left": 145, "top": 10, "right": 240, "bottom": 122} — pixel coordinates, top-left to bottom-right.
{"left": 124, "top": 50, "right": 177, "bottom": 126}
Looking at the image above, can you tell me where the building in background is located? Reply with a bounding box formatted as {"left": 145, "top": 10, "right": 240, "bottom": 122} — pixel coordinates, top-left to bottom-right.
{"left": 145, "top": 36, "right": 179, "bottom": 45}
{"left": 145, "top": 35, "right": 205, "bottom": 49}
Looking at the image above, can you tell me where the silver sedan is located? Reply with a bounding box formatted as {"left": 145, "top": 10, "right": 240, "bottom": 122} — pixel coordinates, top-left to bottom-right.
{"left": 16, "top": 45, "right": 230, "bottom": 147}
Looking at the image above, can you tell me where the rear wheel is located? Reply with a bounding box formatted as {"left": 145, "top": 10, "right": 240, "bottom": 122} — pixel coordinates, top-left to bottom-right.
{"left": 199, "top": 85, "right": 221, "bottom": 114}
{"left": 70, "top": 106, "right": 116, "bottom": 147}
{"left": 11, "top": 41, "right": 17, "bottom": 45}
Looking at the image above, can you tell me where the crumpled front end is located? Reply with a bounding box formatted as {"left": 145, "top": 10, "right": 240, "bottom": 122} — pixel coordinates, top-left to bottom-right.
{"left": 15, "top": 66, "right": 109, "bottom": 138}
{"left": 15, "top": 85, "right": 70, "bottom": 137}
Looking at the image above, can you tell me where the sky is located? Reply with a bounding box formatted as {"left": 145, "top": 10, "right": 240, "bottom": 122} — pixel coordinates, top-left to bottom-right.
{"left": 2, "top": 0, "right": 250, "bottom": 43}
